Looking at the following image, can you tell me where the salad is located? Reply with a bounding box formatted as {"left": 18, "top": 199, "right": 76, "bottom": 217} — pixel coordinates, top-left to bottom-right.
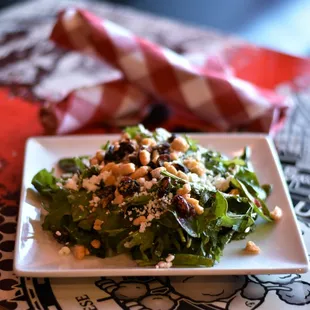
{"left": 31, "top": 125, "right": 278, "bottom": 268}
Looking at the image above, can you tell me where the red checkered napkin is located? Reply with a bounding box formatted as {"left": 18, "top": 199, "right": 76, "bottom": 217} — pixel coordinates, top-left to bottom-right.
{"left": 43, "top": 8, "right": 290, "bottom": 134}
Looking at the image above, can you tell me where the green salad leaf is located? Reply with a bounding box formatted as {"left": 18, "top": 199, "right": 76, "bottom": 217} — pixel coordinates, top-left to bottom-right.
{"left": 32, "top": 169, "right": 59, "bottom": 197}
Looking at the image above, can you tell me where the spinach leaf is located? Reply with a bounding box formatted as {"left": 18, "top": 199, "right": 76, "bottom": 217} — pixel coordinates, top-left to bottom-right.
{"left": 68, "top": 190, "right": 92, "bottom": 222}
{"left": 101, "top": 140, "right": 110, "bottom": 151}
{"left": 41, "top": 190, "right": 71, "bottom": 230}
{"left": 240, "top": 146, "right": 251, "bottom": 162}
{"left": 169, "top": 210, "right": 199, "bottom": 238}
{"left": 78, "top": 213, "right": 97, "bottom": 231}
{"left": 117, "top": 229, "right": 154, "bottom": 253}
{"left": 58, "top": 157, "right": 87, "bottom": 173}
{"left": 157, "top": 212, "right": 179, "bottom": 229}
{"left": 124, "top": 124, "right": 152, "bottom": 139}
{"left": 236, "top": 167, "right": 267, "bottom": 200}
{"left": 173, "top": 254, "right": 213, "bottom": 267}
{"left": 220, "top": 158, "right": 246, "bottom": 167}
{"left": 32, "top": 169, "right": 59, "bottom": 197}
{"left": 231, "top": 178, "right": 272, "bottom": 222}
{"left": 184, "top": 135, "right": 198, "bottom": 151}
{"left": 212, "top": 192, "right": 228, "bottom": 218}
{"left": 68, "top": 190, "right": 92, "bottom": 207}
{"left": 125, "top": 195, "right": 152, "bottom": 206}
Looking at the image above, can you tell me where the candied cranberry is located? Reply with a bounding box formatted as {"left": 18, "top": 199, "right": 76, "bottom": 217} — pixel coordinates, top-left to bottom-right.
{"left": 157, "top": 154, "right": 171, "bottom": 167}
{"left": 153, "top": 142, "right": 170, "bottom": 155}
{"left": 158, "top": 177, "right": 171, "bottom": 198}
{"left": 128, "top": 153, "right": 140, "bottom": 166}
{"left": 119, "top": 141, "right": 135, "bottom": 154}
{"left": 104, "top": 145, "right": 115, "bottom": 162}
{"left": 167, "top": 134, "right": 176, "bottom": 143}
{"left": 172, "top": 195, "right": 196, "bottom": 218}
{"left": 118, "top": 177, "right": 140, "bottom": 196}
{"left": 97, "top": 185, "right": 116, "bottom": 199}
{"left": 148, "top": 161, "right": 157, "bottom": 169}
{"left": 104, "top": 141, "right": 136, "bottom": 162}
{"left": 172, "top": 163, "right": 189, "bottom": 173}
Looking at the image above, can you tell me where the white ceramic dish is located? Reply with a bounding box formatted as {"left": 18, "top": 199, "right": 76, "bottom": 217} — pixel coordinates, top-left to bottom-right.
{"left": 14, "top": 134, "right": 309, "bottom": 277}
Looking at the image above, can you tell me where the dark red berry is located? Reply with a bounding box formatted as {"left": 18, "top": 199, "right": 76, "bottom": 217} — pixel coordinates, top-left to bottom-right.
{"left": 153, "top": 142, "right": 170, "bottom": 155}
{"left": 129, "top": 153, "right": 140, "bottom": 166}
{"left": 172, "top": 163, "right": 189, "bottom": 173}
{"left": 167, "top": 134, "right": 176, "bottom": 143}
{"left": 118, "top": 177, "right": 140, "bottom": 196}
{"left": 172, "top": 195, "right": 195, "bottom": 218}
{"left": 97, "top": 185, "right": 116, "bottom": 199}
{"left": 157, "top": 154, "right": 171, "bottom": 167}
{"left": 119, "top": 141, "right": 135, "bottom": 154}
{"left": 158, "top": 177, "right": 171, "bottom": 198}
{"left": 104, "top": 145, "right": 115, "bottom": 162}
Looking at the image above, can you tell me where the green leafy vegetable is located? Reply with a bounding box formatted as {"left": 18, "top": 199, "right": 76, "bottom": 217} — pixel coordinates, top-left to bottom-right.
{"left": 31, "top": 125, "right": 275, "bottom": 269}
{"left": 184, "top": 135, "right": 198, "bottom": 151}
{"left": 153, "top": 128, "right": 171, "bottom": 142}
{"left": 58, "top": 157, "right": 87, "bottom": 173}
{"left": 124, "top": 124, "right": 152, "bottom": 139}
{"left": 101, "top": 140, "right": 110, "bottom": 151}
{"left": 31, "top": 169, "right": 59, "bottom": 197}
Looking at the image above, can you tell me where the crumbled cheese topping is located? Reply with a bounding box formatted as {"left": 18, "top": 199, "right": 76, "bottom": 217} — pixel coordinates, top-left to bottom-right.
{"left": 90, "top": 195, "right": 101, "bottom": 208}
{"left": 82, "top": 172, "right": 114, "bottom": 192}
{"left": 82, "top": 178, "right": 99, "bottom": 192}
{"left": 213, "top": 175, "right": 232, "bottom": 191}
{"left": 144, "top": 178, "right": 157, "bottom": 190}
{"left": 156, "top": 261, "right": 172, "bottom": 269}
{"left": 64, "top": 174, "right": 79, "bottom": 191}
{"left": 155, "top": 253, "right": 175, "bottom": 268}
{"left": 139, "top": 221, "right": 148, "bottom": 233}
{"left": 165, "top": 254, "right": 175, "bottom": 263}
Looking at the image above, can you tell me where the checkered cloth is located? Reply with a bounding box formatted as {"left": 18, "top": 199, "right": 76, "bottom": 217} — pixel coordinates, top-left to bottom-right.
{"left": 42, "top": 8, "right": 290, "bottom": 134}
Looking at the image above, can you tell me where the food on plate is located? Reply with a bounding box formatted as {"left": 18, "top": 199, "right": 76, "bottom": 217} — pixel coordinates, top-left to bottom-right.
{"left": 31, "top": 125, "right": 275, "bottom": 268}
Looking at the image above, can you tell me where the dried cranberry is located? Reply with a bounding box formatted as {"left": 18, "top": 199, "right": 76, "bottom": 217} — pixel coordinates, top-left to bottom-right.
{"left": 189, "top": 206, "right": 197, "bottom": 217}
{"left": 118, "top": 177, "right": 140, "bottom": 196}
{"left": 158, "top": 177, "right": 171, "bottom": 198}
{"left": 167, "top": 134, "right": 176, "bottom": 143}
{"left": 172, "top": 195, "right": 195, "bottom": 218}
{"left": 172, "top": 163, "right": 189, "bottom": 173}
{"left": 96, "top": 185, "right": 116, "bottom": 206}
{"left": 157, "top": 154, "right": 171, "bottom": 167}
{"left": 148, "top": 161, "right": 157, "bottom": 169}
{"left": 119, "top": 141, "right": 135, "bottom": 154}
{"left": 153, "top": 142, "right": 170, "bottom": 155}
{"left": 104, "top": 141, "right": 135, "bottom": 162}
{"left": 128, "top": 153, "right": 140, "bottom": 166}
{"left": 97, "top": 185, "right": 116, "bottom": 199}
{"left": 104, "top": 145, "right": 115, "bottom": 162}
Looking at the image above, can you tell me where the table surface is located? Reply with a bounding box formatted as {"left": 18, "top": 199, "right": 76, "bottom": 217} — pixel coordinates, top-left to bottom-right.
{"left": 0, "top": 1, "right": 310, "bottom": 309}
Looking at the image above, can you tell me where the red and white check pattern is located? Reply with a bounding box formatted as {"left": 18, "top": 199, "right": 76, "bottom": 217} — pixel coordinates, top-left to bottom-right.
{"left": 46, "top": 8, "right": 290, "bottom": 134}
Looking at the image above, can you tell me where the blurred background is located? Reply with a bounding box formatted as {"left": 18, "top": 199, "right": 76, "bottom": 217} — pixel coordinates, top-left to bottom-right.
{"left": 1, "top": 0, "right": 310, "bottom": 57}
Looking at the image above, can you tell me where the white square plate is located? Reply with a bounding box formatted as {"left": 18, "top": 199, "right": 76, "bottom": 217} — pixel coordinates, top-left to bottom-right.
{"left": 14, "top": 134, "right": 309, "bottom": 277}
